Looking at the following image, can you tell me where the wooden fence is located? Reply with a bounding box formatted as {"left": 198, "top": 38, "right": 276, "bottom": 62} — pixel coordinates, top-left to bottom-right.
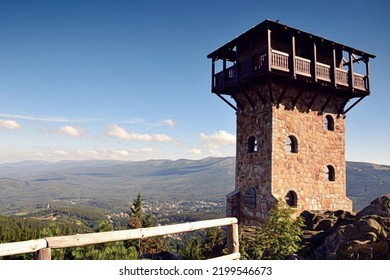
{"left": 0, "top": 217, "right": 239, "bottom": 260}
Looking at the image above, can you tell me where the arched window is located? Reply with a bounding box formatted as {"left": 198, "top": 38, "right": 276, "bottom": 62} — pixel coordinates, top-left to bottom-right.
{"left": 244, "top": 187, "right": 256, "bottom": 208}
{"left": 286, "top": 135, "right": 298, "bottom": 153}
{"left": 324, "top": 115, "right": 335, "bottom": 131}
{"left": 248, "top": 136, "right": 258, "bottom": 153}
{"left": 326, "top": 165, "right": 336, "bottom": 181}
{"left": 285, "top": 190, "right": 297, "bottom": 207}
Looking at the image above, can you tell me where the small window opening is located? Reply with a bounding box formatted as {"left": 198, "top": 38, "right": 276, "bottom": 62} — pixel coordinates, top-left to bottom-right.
{"left": 324, "top": 115, "right": 335, "bottom": 131}
{"left": 285, "top": 190, "right": 297, "bottom": 207}
{"left": 326, "top": 165, "right": 336, "bottom": 181}
{"left": 286, "top": 135, "right": 298, "bottom": 153}
{"left": 248, "top": 136, "right": 258, "bottom": 153}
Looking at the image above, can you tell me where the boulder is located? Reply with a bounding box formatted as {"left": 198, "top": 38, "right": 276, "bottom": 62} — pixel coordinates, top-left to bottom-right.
{"left": 357, "top": 194, "right": 390, "bottom": 218}
{"left": 300, "top": 194, "right": 390, "bottom": 259}
{"left": 300, "top": 209, "right": 355, "bottom": 232}
{"left": 315, "top": 216, "right": 389, "bottom": 259}
{"left": 313, "top": 218, "right": 333, "bottom": 231}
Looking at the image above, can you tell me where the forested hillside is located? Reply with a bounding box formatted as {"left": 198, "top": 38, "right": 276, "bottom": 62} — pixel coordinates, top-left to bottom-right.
{"left": 0, "top": 157, "right": 234, "bottom": 214}
{"left": 0, "top": 157, "right": 389, "bottom": 214}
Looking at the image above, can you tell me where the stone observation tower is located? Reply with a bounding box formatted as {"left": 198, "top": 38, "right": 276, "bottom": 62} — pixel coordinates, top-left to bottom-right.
{"left": 207, "top": 20, "right": 375, "bottom": 225}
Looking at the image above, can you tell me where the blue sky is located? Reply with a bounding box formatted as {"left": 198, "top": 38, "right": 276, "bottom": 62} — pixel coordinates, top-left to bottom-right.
{"left": 0, "top": 0, "right": 389, "bottom": 165}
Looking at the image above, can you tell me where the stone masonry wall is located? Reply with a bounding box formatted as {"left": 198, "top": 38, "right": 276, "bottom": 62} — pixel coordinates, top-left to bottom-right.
{"left": 228, "top": 83, "right": 352, "bottom": 226}
{"left": 232, "top": 89, "right": 275, "bottom": 225}
{"left": 272, "top": 87, "right": 352, "bottom": 213}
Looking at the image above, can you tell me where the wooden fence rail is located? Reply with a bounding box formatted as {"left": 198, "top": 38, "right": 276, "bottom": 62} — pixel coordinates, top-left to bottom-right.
{"left": 0, "top": 217, "right": 239, "bottom": 260}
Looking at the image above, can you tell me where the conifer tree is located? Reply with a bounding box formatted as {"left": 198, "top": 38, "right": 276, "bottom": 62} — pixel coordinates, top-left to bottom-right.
{"left": 252, "top": 201, "right": 304, "bottom": 260}
{"left": 143, "top": 213, "right": 154, "bottom": 228}
{"left": 128, "top": 193, "right": 143, "bottom": 229}
{"left": 202, "top": 227, "right": 224, "bottom": 258}
{"left": 130, "top": 193, "right": 142, "bottom": 221}
{"left": 126, "top": 193, "right": 164, "bottom": 255}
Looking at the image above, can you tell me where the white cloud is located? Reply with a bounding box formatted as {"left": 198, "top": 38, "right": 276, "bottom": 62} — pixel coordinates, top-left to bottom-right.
{"left": 0, "top": 120, "right": 22, "bottom": 130}
{"left": 107, "top": 124, "right": 172, "bottom": 142}
{"left": 159, "top": 119, "right": 175, "bottom": 127}
{"left": 74, "top": 148, "right": 155, "bottom": 160}
{"left": 113, "top": 150, "right": 129, "bottom": 156}
{"left": 185, "top": 148, "right": 203, "bottom": 155}
{"left": 207, "top": 149, "right": 224, "bottom": 157}
{"left": 56, "top": 126, "right": 83, "bottom": 137}
{"left": 112, "top": 148, "right": 153, "bottom": 158}
{"left": 0, "top": 113, "right": 92, "bottom": 123}
{"left": 140, "top": 147, "right": 154, "bottom": 153}
{"left": 76, "top": 149, "right": 100, "bottom": 156}
{"left": 153, "top": 134, "right": 172, "bottom": 142}
{"left": 8, "top": 146, "right": 156, "bottom": 162}
{"left": 200, "top": 130, "right": 236, "bottom": 148}
{"left": 54, "top": 150, "right": 67, "bottom": 155}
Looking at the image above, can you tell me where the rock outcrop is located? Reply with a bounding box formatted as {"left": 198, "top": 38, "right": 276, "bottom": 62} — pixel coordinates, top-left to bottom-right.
{"left": 300, "top": 194, "right": 390, "bottom": 259}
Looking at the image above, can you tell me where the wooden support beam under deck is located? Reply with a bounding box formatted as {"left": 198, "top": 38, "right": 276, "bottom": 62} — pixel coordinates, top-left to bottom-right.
{"left": 216, "top": 93, "right": 238, "bottom": 111}
{"left": 307, "top": 90, "right": 320, "bottom": 111}
{"left": 249, "top": 80, "right": 266, "bottom": 105}
{"left": 231, "top": 95, "right": 244, "bottom": 111}
{"left": 276, "top": 84, "right": 290, "bottom": 108}
{"left": 267, "top": 75, "right": 274, "bottom": 104}
{"left": 292, "top": 87, "right": 305, "bottom": 108}
{"left": 343, "top": 96, "right": 365, "bottom": 115}
{"left": 320, "top": 93, "right": 334, "bottom": 114}
{"left": 237, "top": 84, "right": 255, "bottom": 109}
{"left": 337, "top": 97, "right": 350, "bottom": 117}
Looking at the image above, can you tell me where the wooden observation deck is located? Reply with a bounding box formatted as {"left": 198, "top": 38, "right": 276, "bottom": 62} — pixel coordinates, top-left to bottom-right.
{"left": 207, "top": 19, "right": 375, "bottom": 114}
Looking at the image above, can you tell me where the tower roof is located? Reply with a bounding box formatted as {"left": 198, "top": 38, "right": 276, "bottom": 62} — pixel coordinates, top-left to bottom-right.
{"left": 207, "top": 19, "right": 376, "bottom": 60}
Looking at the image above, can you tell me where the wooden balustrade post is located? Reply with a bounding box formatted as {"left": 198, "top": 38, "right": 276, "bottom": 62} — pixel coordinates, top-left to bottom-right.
{"left": 34, "top": 248, "right": 51, "bottom": 260}
{"left": 227, "top": 222, "right": 239, "bottom": 255}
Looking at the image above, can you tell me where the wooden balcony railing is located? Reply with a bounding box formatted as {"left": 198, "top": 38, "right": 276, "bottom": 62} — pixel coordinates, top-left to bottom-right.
{"left": 0, "top": 217, "right": 239, "bottom": 260}
{"left": 317, "top": 62, "right": 331, "bottom": 82}
{"left": 295, "top": 56, "right": 311, "bottom": 77}
{"left": 271, "top": 50, "right": 289, "bottom": 71}
{"left": 335, "top": 68, "right": 349, "bottom": 86}
{"left": 212, "top": 49, "right": 368, "bottom": 92}
{"left": 253, "top": 52, "right": 267, "bottom": 72}
{"left": 353, "top": 73, "right": 366, "bottom": 90}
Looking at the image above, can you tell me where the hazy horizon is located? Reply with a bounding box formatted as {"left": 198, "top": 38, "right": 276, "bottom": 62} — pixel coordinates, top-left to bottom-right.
{"left": 0, "top": 156, "right": 389, "bottom": 168}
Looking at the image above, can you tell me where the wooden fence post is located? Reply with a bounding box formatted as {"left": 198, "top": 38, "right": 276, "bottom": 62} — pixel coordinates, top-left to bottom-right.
{"left": 227, "top": 222, "right": 239, "bottom": 255}
{"left": 34, "top": 248, "right": 51, "bottom": 260}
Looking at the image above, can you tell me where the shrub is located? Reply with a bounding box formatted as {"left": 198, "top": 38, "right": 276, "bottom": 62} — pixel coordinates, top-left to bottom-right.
{"left": 251, "top": 201, "right": 304, "bottom": 259}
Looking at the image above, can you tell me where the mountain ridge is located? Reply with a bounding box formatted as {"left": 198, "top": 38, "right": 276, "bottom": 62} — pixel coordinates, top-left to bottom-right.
{"left": 0, "top": 157, "right": 388, "bottom": 213}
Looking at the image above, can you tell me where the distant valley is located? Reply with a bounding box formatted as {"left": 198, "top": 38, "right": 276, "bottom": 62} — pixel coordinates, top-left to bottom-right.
{"left": 0, "top": 157, "right": 389, "bottom": 214}
{"left": 0, "top": 157, "right": 235, "bottom": 214}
